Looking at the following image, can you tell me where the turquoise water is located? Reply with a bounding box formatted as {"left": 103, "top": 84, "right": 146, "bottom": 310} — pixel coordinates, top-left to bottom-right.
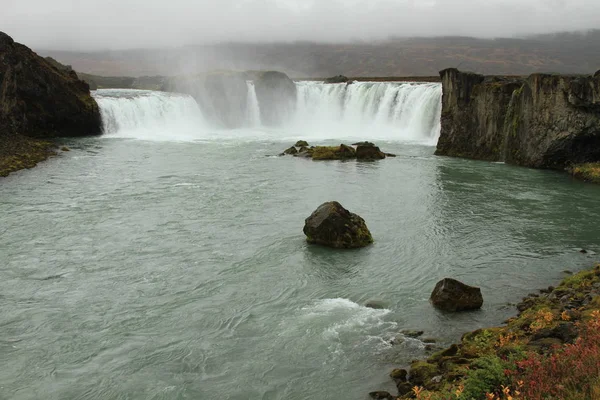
{"left": 1, "top": 136, "right": 599, "bottom": 400}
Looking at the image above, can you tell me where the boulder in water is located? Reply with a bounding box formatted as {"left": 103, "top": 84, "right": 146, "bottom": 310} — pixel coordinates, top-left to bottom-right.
{"left": 352, "top": 141, "right": 375, "bottom": 146}
{"left": 356, "top": 144, "right": 386, "bottom": 160}
{"left": 283, "top": 146, "right": 298, "bottom": 155}
{"left": 254, "top": 71, "right": 297, "bottom": 126}
{"left": 295, "top": 140, "right": 309, "bottom": 147}
{"left": 430, "top": 278, "right": 483, "bottom": 312}
{"left": 324, "top": 75, "right": 349, "bottom": 84}
{"left": 303, "top": 201, "right": 373, "bottom": 249}
{"left": 311, "top": 145, "right": 356, "bottom": 160}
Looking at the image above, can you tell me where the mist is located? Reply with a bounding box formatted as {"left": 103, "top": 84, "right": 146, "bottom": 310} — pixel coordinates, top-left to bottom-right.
{"left": 3, "top": 0, "right": 600, "bottom": 50}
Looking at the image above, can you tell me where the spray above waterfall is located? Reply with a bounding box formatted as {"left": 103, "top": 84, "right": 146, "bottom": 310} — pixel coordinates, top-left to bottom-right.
{"left": 93, "top": 82, "right": 442, "bottom": 144}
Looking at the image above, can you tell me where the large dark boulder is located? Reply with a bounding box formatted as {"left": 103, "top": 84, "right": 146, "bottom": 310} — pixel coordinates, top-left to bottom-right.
{"left": 254, "top": 71, "right": 297, "bottom": 126}
{"left": 163, "top": 71, "right": 248, "bottom": 128}
{"left": 303, "top": 201, "right": 373, "bottom": 249}
{"left": 324, "top": 75, "right": 349, "bottom": 84}
{"left": 430, "top": 278, "right": 483, "bottom": 312}
{"left": 0, "top": 31, "right": 101, "bottom": 137}
{"left": 355, "top": 143, "right": 386, "bottom": 160}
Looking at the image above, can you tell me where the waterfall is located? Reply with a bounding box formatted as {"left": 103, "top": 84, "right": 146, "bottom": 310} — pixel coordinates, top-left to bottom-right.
{"left": 246, "top": 81, "right": 262, "bottom": 127}
{"left": 93, "top": 82, "right": 442, "bottom": 145}
{"left": 292, "top": 81, "right": 442, "bottom": 144}
{"left": 93, "top": 89, "right": 207, "bottom": 140}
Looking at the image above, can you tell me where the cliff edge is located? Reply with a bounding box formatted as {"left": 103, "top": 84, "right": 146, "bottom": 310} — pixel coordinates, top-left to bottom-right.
{"left": 0, "top": 31, "right": 101, "bottom": 138}
{"left": 435, "top": 68, "right": 600, "bottom": 169}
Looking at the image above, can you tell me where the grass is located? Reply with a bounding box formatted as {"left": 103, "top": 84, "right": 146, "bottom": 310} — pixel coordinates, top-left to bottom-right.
{"left": 570, "top": 163, "right": 600, "bottom": 184}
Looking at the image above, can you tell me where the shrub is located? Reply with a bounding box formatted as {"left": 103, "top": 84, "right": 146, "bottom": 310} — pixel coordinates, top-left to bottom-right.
{"left": 460, "top": 356, "right": 513, "bottom": 400}
{"left": 512, "top": 311, "right": 600, "bottom": 400}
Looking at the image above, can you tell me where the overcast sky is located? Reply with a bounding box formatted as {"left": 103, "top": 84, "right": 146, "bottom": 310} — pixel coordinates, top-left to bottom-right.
{"left": 3, "top": 0, "right": 600, "bottom": 50}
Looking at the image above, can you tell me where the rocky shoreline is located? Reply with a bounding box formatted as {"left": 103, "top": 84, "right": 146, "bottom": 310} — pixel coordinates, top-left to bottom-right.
{"left": 371, "top": 262, "right": 600, "bottom": 400}
{"left": 0, "top": 134, "right": 56, "bottom": 178}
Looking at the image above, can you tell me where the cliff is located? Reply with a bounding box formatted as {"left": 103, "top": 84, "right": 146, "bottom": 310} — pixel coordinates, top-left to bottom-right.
{"left": 435, "top": 68, "right": 600, "bottom": 169}
{"left": 0, "top": 31, "right": 101, "bottom": 138}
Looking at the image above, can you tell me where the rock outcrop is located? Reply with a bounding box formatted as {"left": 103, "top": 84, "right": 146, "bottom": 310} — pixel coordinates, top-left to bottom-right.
{"left": 430, "top": 278, "right": 483, "bottom": 312}
{"left": 0, "top": 31, "right": 101, "bottom": 138}
{"left": 163, "top": 72, "right": 248, "bottom": 128}
{"left": 303, "top": 201, "right": 373, "bottom": 249}
{"left": 279, "top": 141, "right": 395, "bottom": 160}
{"left": 254, "top": 71, "right": 297, "bottom": 126}
{"left": 324, "top": 75, "right": 349, "bottom": 84}
{"left": 436, "top": 68, "right": 600, "bottom": 169}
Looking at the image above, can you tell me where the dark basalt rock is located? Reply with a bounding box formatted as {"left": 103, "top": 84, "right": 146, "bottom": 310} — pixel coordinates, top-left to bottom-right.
{"left": 295, "top": 140, "right": 309, "bottom": 147}
{"left": 390, "top": 368, "right": 408, "bottom": 382}
{"left": 324, "top": 75, "right": 349, "bottom": 84}
{"left": 163, "top": 71, "right": 248, "bottom": 128}
{"left": 311, "top": 144, "right": 356, "bottom": 160}
{"left": 430, "top": 278, "right": 483, "bottom": 312}
{"left": 254, "top": 71, "right": 297, "bottom": 126}
{"left": 368, "top": 391, "right": 394, "bottom": 400}
{"left": 0, "top": 31, "right": 101, "bottom": 138}
{"left": 352, "top": 141, "right": 375, "bottom": 146}
{"left": 283, "top": 146, "right": 298, "bottom": 155}
{"left": 401, "top": 329, "right": 424, "bottom": 338}
{"left": 365, "top": 300, "right": 386, "bottom": 309}
{"left": 303, "top": 201, "right": 373, "bottom": 249}
{"left": 356, "top": 144, "right": 386, "bottom": 160}
{"left": 436, "top": 68, "right": 600, "bottom": 169}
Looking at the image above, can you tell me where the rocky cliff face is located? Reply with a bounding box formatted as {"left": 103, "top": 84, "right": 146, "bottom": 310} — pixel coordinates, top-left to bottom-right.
{"left": 162, "top": 72, "right": 248, "bottom": 128}
{"left": 0, "top": 32, "right": 101, "bottom": 138}
{"left": 436, "top": 68, "right": 600, "bottom": 169}
{"left": 254, "top": 71, "right": 297, "bottom": 126}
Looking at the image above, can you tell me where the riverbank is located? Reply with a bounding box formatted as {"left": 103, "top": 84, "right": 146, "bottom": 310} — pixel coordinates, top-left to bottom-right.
{"left": 374, "top": 263, "right": 600, "bottom": 400}
{"left": 0, "top": 134, "right": 56, "bottom": 178}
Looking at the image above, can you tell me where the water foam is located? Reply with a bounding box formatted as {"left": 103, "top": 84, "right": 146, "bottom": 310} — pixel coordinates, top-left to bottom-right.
{"left": 292, "top": 81, "right": 442, "bottom": 144}
{"left": 93, "top": 82, "right": 442, "bottom": 144}
{"left": 93, "top": 89, "right": 207, "bottom": 141}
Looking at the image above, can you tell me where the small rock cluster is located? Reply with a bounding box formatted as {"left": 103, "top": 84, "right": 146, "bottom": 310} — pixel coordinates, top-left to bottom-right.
{"left": 280, "top": 140, "right": 396, "bottom": 160}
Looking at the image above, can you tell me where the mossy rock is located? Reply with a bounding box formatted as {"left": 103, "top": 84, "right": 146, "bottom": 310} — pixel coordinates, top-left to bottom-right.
{"left": 409, "top": 361, "right": 440, "bottom": 386}
{"left": 295, "top": 140, "right": 309, "bottom": 147}
{"left": 311, "top": 145, "right": 356, "bottom": 160}
{"left": 303, "top": 201, "right": 373, "bottom": 249}
{"left": 283, "top": 146, "right": 298, "bottom": 155}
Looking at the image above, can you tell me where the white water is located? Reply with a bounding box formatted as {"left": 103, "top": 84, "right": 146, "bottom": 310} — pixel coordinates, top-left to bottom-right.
{"left": 293, "top": 82, "right": 442, "bottom": 144}
{"left": 94, "top": 89, "right": 208, "bottom": 141}
{"left": 93, "top": 82, "right": 442, "bottom": 144}
{"left": 246, "top": 81, "right": 262, "bottom": 127}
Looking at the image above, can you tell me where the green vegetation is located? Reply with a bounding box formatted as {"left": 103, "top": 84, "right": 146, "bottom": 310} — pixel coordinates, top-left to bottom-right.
{"left": 400, "top": 264, "right": 600, "bottom": 400}
{"left": 570, "top": 162, "right": 600, "bottom": 184}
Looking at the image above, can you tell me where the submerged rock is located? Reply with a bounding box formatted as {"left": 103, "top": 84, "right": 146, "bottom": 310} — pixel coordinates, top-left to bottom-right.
{"left": 365, "top": 300, "right": 387, "bottom": 309}
{"left": 430, "top": 278, "right": 483, "bottom": 312}
{"left": 303, "top": 201, "right": 373, "bottom": 249}
{"left": 401, "top": 329, "right": 424, "bottom": 338}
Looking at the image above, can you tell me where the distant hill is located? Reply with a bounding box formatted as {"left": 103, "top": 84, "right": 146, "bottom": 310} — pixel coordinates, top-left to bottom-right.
{"left": 39, "top": 30, "right": 600, "bottom": 78}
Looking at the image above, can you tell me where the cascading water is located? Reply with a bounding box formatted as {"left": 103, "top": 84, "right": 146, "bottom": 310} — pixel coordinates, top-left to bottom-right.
{"left": 93, "top": 82, "right": 442, "bottom": 144}
{"left": 292, "top": 82, "right": 442, "bottom": 144}
{"left": 245, "top": 81, "right": 262, "bottom": 127}
{"left": 93, "top": 89, "right": 207, "bottom": 141}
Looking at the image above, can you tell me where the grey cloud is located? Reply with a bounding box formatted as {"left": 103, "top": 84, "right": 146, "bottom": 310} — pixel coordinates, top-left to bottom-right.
{"left": 2, "top": 0, "right": 600, "bottom": 50}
